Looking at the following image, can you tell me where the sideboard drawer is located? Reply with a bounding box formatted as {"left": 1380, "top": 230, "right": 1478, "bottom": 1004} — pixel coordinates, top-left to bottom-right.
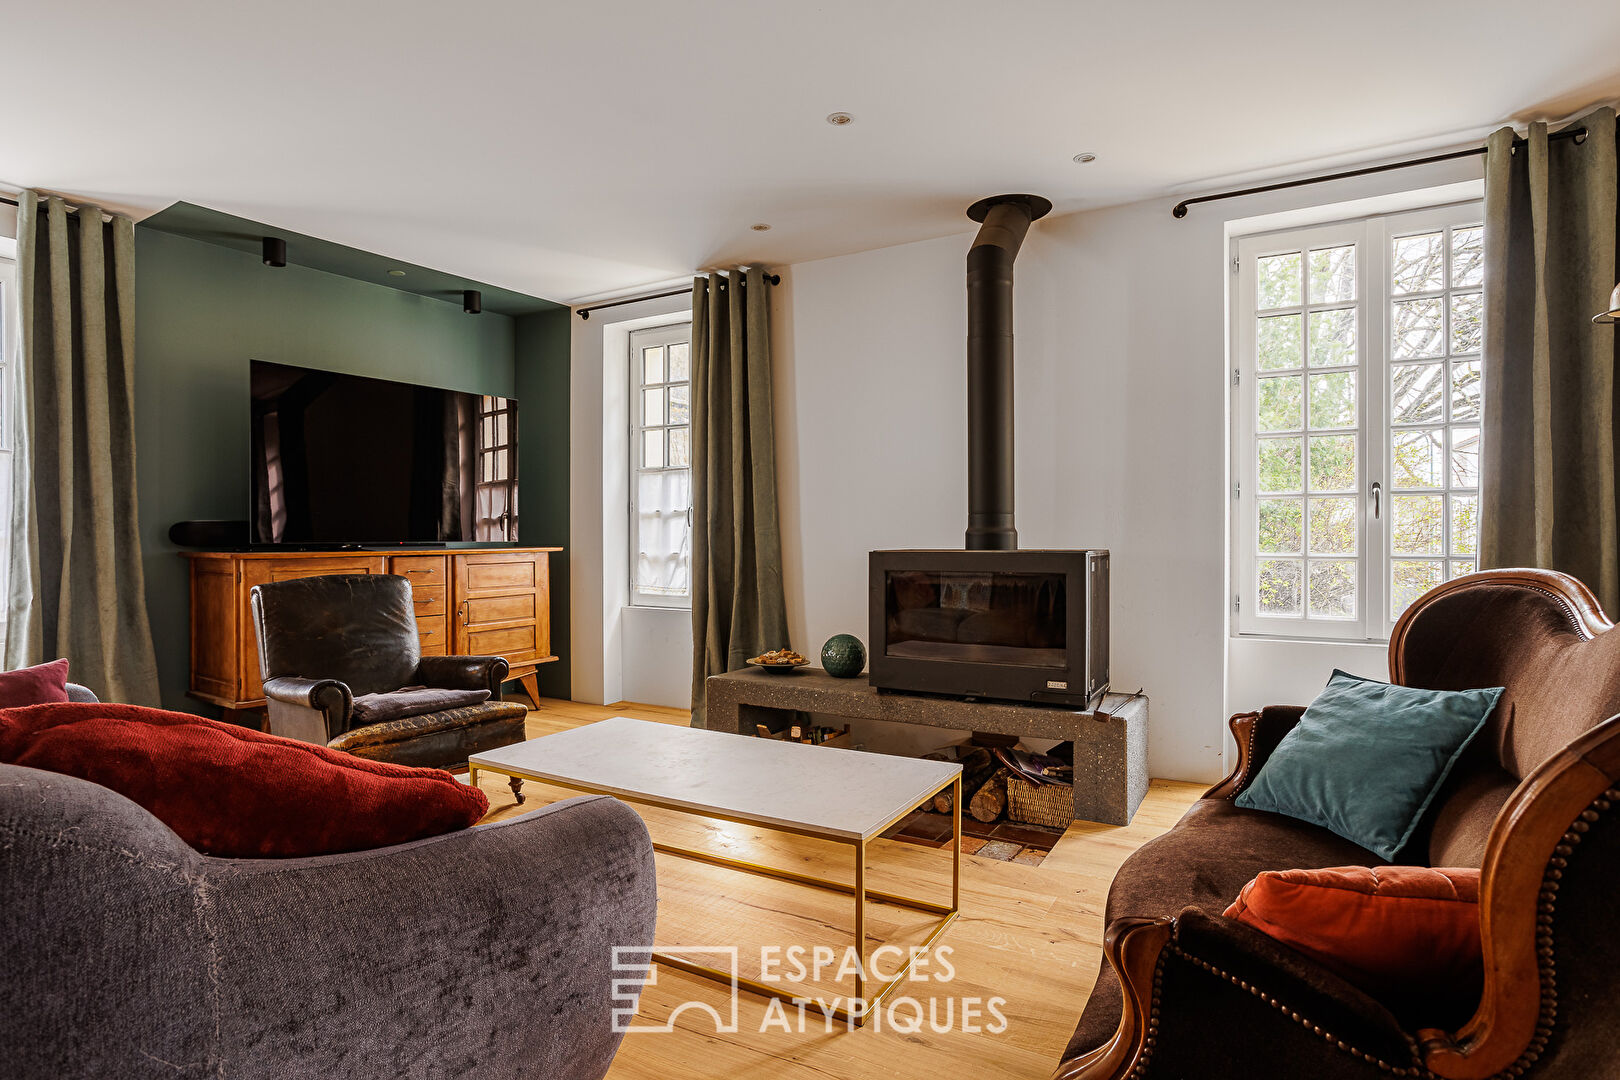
{"left": 392, "top": 555, "right": 448, "bottom": 587}
{"left": 411, "top": 585, "right": 447, "bottom": 617}
{"left": 415, "top": 615, "right": 448, "bottom": 649}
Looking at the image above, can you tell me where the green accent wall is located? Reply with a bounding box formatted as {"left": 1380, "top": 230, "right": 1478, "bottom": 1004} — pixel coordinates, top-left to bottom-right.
{"left": 516, "top": 309, "right": 573, "bottom": 700}
{"left": 134, "top": 226, "right": 570, "bottom": 712}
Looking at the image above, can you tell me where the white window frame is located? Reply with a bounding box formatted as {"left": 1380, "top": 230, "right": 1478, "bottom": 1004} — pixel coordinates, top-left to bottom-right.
{"left": 1231, "top": 199, "right": 1484, "bottom": 642}
{"left": 628, "top": 321, "right": 693, "bottom": 608}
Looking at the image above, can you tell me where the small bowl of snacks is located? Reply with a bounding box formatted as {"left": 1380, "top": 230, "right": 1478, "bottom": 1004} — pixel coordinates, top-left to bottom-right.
{"left": 746, "top": 648, "right": 809, "bottom": 674}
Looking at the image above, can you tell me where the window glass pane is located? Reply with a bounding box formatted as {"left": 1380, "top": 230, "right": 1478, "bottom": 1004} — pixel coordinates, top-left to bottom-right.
{"left": 643, "top": 388, "right": 665, "bottom": 427}
{"left": 1391, "top": 428, "right": 1443, "bottom": 489}
{"left": 630, "top": 325, "right": 695, "bottom": 605}
{"left": 1392, "top": 297, "right": 1445, "bottom": 359}
{"left": 1308, "top": 371, "right": 1356, "bottom": 429}
{"left": 1257, "top": 314, "right": 1303, "bottom": 371}
{"left": 1257, "top": 437, "right": 1303, "bottom": 492}
{"left": 1308, "top": 560, "right": 1356, "bottom": 619}
{"left": 1308, "top": 497, "right": 1357, "bottom": 555}
{"left": 1257, "top": 559, "right": 1303, "bottom": 616}
{"left": 668, "top": 342, "right": 690, "bottom": 381}
{"left": 1257, "top": 252, "right": 1302, "bottom": 309}
{"left": 634, "top": 469, "right": 691, "bottom": 597}
{"left": 1308, "top": 308, "right": 1356, "bottom": 368}
{"left": 1392, "top": 495, "right": 1444, "bottom": 554}
{"left": 1450, "top": 292, "right": 1482, "bottom": 354}
{"left": 1238, "top": 209, "right": 1486, "bottom": 639}
{"left": 1257, "top": 375, "right": 1303, "bottom": 432}
{"left": 1450, "top": 426, "right": 1480, "bottom": 488}
{"left": 1392, "top": 232, "right": 1445, "bottom": 294}
{"left": 1392, "top": 362, "right": 1444, "bottom": 424}
{"left": 642, "top": 429, "right": 665, "bottom": 469}
{"left": 1450, "top": 359, "right": 1481, "bottom": 421}
{"left": 643, "top": 345, "right": 665, "bottom": 384}
{"left": 1307, "top": 434, "right": 1356, "bottom": 492}
{"left": 1451, "top": 494, "right": 1479, "bottom": 556}
{"left": 1392, "top": 561, "right": 1444, "bottom": 620}
{"left": 1451, "top": 227, "right": 1484, "bottom": 288}
{"left": 1258, "top": 499, "right": 1303, "bottom": 553}
{"left": 1309, "top": 246, "right": 1356, "bottom": 304}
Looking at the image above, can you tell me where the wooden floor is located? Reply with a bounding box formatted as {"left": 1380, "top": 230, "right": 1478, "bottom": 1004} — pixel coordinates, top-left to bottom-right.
{"left": 469, "top": 699, "right": 1203, "bottom": 1080}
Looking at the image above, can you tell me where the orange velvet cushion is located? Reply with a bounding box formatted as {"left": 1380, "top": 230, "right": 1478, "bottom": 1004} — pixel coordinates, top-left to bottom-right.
{"left": 1225, "top": 866, "right": 1482, "bottom": 1001}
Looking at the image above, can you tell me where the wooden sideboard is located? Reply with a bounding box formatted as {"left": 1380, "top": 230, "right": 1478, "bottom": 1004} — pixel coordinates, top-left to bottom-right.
{"left": 184, "top": 547, "right": 561, "bottom": 723}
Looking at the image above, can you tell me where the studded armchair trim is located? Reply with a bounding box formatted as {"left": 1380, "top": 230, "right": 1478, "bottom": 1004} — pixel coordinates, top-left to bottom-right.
{"left": 1416, "top": 712, "right": 1620, "bottom": 1078}
{"left": 1203, "top": 708, "right": 1307, "bottom": 801}
{"left": 1053, "top": 917, "right": 1174, "bottom": 1080}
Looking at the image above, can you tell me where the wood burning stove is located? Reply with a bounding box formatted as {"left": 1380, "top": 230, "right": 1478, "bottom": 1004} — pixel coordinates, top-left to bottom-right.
{"left": 869, "top": 549, "right": 1108, "bottom": 708}
{"left": 868, "top": 195, "right": 1110, "bottom": 709}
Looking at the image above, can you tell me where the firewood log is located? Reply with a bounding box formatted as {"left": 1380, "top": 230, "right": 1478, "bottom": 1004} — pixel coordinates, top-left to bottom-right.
{"left": 934, "top": 747, "right": 995, "bottom": 812}
{"left": 969, "top": 767, "right": 1012, "bottom": 823}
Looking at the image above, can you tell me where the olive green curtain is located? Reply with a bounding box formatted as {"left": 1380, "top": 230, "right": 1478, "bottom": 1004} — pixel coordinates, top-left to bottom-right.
{"left": 1480, "top": 108, "right": 1620, "bottom": 613}
{"left": 689, "top": 267, "right": 789, "bottom": 727}
{"left": 5, "top": 193, "right": 161, "bottom": 703}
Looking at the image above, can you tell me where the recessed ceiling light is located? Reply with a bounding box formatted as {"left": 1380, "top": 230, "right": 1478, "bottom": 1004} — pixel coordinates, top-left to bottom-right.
{"left": 1073, "top": 152, "right": 1098, "bottom": 164}
{"left": 750, "top": 223, "right": 771, "bottom": 231}
{"left": 826, "top": 112, "right": 854, "bottom": 126}
{"left": 388, "top": 269, "right": 407, "bottom": 277}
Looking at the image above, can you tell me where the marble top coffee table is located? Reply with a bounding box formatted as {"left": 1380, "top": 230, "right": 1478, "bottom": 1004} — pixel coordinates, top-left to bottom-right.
{"left": 468, "top": 716, "right": 963, "bottom": 1026}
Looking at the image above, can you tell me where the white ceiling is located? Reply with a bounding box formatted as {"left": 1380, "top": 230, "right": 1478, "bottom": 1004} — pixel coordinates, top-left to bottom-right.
{"left": 6, "top": 1, "right": 1619, "bottom": 304}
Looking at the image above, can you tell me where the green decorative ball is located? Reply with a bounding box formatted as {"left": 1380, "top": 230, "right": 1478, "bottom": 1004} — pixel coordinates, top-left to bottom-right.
{"left": 821, "top": 634, "right": 867, "bottom": 678}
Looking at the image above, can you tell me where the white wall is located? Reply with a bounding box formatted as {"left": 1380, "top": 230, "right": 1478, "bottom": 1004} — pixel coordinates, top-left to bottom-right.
{"left": 773, "top": 233, "right": 1060, "bottom": 670}
{"left": 772, "top": 157, "right": 1486, "bottom": 783}
{"left": 570, "top": 293, "right": 694, "bottom": 707}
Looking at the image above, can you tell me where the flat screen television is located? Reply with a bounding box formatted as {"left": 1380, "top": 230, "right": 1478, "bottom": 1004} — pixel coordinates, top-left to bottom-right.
{"left": 249, "top": 360, "right": 518, "bottom": 545}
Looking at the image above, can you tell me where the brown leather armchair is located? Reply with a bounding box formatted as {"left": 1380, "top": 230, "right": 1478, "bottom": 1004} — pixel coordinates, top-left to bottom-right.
{"left": 1058, "top": 569, "right": 1620, "bottom": 1079}
{"left": 250, "top": 574, "right": 530, "bottom": 797}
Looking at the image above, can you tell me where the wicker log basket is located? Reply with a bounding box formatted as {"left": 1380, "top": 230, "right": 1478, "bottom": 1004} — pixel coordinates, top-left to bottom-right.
{"left": 1006, "top": 776, "right": 1073, "bottom": 829}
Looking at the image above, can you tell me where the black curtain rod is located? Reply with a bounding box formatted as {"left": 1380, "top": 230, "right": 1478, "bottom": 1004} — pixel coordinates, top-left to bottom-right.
{"left": 576, "top": 272, "right": 780, "bottom": 320}
{"left": 1171, "top": 119, "right": 1610, "bottom": 219}
{"left": 0, "top": 193, "right": 93, "bottom": 212}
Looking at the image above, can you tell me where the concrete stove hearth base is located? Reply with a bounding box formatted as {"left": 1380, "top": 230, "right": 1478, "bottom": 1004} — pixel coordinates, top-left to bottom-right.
{"left": 705, "top": 667, "right": 1148, "bottom": 826}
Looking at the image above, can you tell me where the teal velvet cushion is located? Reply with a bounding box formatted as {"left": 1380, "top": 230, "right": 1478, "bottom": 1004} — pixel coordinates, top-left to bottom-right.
{"left": 1235, "top": 670, "right": 1504, "bottom": 860}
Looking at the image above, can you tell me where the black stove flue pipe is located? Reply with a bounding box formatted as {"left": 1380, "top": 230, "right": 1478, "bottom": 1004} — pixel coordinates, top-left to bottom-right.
{"left": 964, "top": 194, "right": 1051, "bottom": 551}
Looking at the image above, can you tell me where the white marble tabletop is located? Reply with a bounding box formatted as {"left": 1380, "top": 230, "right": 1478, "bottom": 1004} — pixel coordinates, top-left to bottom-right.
{"left": 469, "top": 716, "right": 962, "bottom": 841}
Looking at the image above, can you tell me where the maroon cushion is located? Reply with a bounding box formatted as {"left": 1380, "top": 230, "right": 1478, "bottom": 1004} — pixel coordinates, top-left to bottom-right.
{"left": 0, "top": 659, "right": 70, "bottom": 708}
{"left": 0, "top": 703, "right": 489, "bottom": 857}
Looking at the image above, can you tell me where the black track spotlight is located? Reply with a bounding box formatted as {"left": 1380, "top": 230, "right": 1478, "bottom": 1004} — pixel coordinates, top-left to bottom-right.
{"left": 463, "top": 289, "right": 482, "bottom": 315}
{"left": 261, "top": 237, "right": 287, "bottom": 267}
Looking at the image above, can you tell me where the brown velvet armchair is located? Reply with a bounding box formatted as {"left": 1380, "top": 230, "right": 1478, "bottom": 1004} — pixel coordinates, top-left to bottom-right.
{"left": 250, "top": 574, "right": 530, "bottom": 795}
{"left": 1058, "top": 569, "right": 1620, "bottom": 1079}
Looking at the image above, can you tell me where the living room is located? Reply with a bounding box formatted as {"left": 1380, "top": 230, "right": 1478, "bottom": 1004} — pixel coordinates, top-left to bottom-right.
{"left": 4, "top": 3, "right": 1620, "bottom": 1078}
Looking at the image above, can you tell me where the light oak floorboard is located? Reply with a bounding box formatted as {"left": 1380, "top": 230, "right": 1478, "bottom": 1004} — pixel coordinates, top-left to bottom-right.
{"left": 468, "top": 698, "right": 1203, "bottom": 1080}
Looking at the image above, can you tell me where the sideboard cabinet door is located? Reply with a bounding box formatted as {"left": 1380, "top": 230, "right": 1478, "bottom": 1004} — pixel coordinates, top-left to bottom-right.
{"left": 451, "top": 552, "right": 550, "bottom": 666}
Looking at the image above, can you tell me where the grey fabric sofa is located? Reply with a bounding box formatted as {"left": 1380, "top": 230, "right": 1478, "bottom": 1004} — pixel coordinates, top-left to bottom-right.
{"left": 0, "top": 760, "right": 659, "bottom": 1080}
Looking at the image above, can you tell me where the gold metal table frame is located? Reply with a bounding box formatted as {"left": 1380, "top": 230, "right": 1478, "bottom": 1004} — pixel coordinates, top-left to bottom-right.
{"left": 467, "top": 763, "right": 962, "bottom": 1028}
